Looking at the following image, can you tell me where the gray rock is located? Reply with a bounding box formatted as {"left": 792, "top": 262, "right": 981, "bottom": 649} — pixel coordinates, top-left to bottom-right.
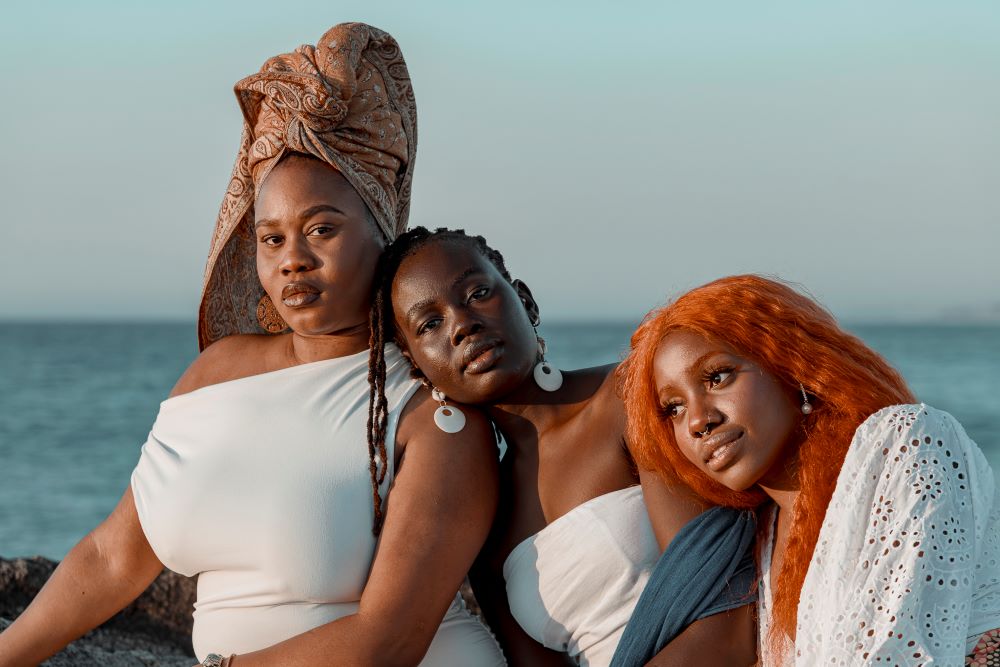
{"left": 1, "top": 557, "right": 486, "bottom": 666}
{"left": 0, "top": 556, "right": 196, "bottom": 666}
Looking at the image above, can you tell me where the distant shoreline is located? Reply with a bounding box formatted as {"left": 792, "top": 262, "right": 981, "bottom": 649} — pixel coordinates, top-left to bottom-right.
{"left": 3, "top": 322, "right": 998, "bottom": 560}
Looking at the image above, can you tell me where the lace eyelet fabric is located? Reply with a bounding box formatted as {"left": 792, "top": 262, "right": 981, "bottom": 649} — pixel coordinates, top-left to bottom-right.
{"left": 781, "top": 404, "right": 1000, "bottom": 666}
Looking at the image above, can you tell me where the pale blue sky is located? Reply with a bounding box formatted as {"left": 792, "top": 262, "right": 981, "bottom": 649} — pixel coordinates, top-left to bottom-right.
{"left": 1, "top": 1, "right": 998, "bottom": 322}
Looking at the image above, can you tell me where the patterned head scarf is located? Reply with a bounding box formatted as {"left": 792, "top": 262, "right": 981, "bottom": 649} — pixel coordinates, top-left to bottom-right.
{"left": 198, "top": 22, "right": 417, "bottom": 350}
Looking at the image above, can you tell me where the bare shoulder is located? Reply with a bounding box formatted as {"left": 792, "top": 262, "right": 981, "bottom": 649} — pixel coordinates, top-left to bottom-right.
{"left": 594, "top": 362, "right": 625, "bottom": 420}
{"left": 169, "top": 333, "right": 287, "bottom": 398}
{"left": 571, "top": 363, "right": 627, "bottom": 444}
{"left": 395, "top": 387, "right": 498, "bottom": 461}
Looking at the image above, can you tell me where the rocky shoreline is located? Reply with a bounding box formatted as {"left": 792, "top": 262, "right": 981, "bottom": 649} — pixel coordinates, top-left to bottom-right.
{"left": 0, "top": 557, "right": 196, "bottom": 666}
{"left": 1, "top": 556, "right": 483, "bottom": 666}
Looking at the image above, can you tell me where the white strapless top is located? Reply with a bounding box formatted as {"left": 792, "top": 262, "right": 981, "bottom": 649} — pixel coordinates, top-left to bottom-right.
{"left": 131, "top": 345, "right": 505, "bottom": 665}
{"left": 503, "top": 485, "right": 659, "bottom": 666}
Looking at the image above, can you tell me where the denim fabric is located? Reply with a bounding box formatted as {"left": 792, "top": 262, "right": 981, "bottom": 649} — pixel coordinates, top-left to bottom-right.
{"left": 609, "top": 507, "right": 757, "bottom": 667}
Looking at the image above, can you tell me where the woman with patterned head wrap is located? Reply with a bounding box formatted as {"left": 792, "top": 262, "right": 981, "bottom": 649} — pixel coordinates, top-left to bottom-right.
{"left": 0, "top": 23, "right": 506, "bottom": 667}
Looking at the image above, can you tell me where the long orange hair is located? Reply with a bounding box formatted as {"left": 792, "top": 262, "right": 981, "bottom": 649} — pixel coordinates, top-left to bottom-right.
{"left": 619, "top": 275, "right": 915, "bottom": 646}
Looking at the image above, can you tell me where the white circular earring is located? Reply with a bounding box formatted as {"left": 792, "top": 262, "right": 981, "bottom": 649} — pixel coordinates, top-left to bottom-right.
{"left": 532, "top": 337, "right": 563, "bottom": 392}
{"left": 431, "top": 387, "right": 466, "bottom": 433}
{"left": 799, "top": 382, "right": 813, "bottom": 415}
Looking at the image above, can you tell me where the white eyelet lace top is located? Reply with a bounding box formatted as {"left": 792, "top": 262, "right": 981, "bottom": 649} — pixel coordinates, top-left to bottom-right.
{"left": 758, "top": 404, "right": 1000, "bottom": 665}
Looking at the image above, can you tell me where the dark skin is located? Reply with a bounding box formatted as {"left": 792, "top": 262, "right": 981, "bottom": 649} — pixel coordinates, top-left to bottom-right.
{"left": 0, "top": 157, "right": 500, "bottom": 667}
{"left": 652, "top": 330, "right": 802, "bottom": 638}
{"left": 391, "top": 240, "right": 758, "bottom": 666}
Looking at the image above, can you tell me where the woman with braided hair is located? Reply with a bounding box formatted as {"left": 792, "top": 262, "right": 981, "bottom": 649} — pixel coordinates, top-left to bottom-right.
{"left": 368, "top": 227, "right": 760, "bottom": 666}
{"left": 0, "top": 24, "right": 506, "bottom": 667}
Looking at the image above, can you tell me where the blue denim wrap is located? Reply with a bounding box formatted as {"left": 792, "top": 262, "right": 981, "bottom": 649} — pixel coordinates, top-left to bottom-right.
{"left": 610, "top": 507, "right": 757, "bottom": 667}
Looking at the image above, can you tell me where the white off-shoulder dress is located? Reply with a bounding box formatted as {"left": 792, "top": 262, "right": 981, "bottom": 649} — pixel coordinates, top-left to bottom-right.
{"left": 758, "top": 404, "right": 1000, "bottom": 665}
{"left": 503, "top": 485, "right": 660, "bottom": 666}
{"left": 130, "top": 345, "right": 505, "bottom": 665}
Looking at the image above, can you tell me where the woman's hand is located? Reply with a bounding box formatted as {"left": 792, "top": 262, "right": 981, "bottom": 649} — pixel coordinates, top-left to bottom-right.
{"left": 190, "top": 656, "right": 236, "bottom": 667}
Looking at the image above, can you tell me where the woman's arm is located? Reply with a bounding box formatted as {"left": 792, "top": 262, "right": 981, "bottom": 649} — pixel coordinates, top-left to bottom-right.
{"left": 638, "top": 467, "right": 709, "bottom": 551}
{"left": 0, "top": 488, "right": 165, "bottom": 666}
{"left": 633, "top": 469, "right": 757, "bottom": 667}
{"left": 795, "top": 405, "right": 993, "bottom": 663}
{"left": 0, "top": 339, "right": 261, "bottom": 666}
{"left": 643, "top": 606, "right": 757, "bottom": 666}
{"left": 228, "top": 390, "right": 501, "bottom": 667}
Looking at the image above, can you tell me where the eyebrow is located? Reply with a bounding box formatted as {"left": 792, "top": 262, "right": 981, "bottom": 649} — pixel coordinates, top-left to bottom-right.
{"left": 451, "top": 267, "right": 481, "bottom": 290}
{"left": 404, "top": 298, "right": 435, "bottom": 325}
{"left": 299, "top": 204, "right": 346, "bottom": 220}
{"left": 255, "top": 204, "right": 347, "bottom": 229}
{"left": 656, "top": 350, "right": 724, "bottom": 402}
{"left": 402, "top": 267, "right": 483, "bottom": 325}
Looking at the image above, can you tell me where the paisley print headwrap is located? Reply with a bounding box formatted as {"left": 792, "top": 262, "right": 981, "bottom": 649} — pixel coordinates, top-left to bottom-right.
{"left": 198, "top": 23, "right": 417, "bottom": 349}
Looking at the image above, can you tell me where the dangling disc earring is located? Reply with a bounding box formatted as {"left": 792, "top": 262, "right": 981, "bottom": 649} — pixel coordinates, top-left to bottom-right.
{"left": 431, "top": 387, "right": 466, "bottom": 433}
{"left": 533, "top": 337, "right": 563, "bottom": 392}
{"left": 799, "top": 382, "right": 813, "bottom": 415}
{"left": 256, "top": 294, "right": 289, "bottom": 333}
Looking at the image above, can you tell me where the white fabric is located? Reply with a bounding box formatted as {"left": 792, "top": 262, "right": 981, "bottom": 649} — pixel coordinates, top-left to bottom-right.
{"left": 759, "top": 403, "right": 1000, "bottom": 665}
{"left": 757, "top": 506, "right": 793, "bottom": 666}
{"left": 502, "top": 485, "right": 659, "bottom": 666}
{"left": 131, "top": 345, "right": 505, "bottom": 665}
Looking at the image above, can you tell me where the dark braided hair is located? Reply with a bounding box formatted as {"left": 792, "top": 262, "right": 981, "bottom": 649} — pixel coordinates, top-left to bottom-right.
{"left": 365, "top": 226, "right": 513, "bottom": 534}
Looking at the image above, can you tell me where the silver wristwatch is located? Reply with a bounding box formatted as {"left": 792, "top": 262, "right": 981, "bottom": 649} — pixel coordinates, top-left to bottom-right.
{"left": 201, "top": 655, "right": 226, "bottom": 667}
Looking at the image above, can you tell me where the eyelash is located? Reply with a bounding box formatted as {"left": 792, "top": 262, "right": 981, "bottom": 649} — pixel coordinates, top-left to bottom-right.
{"left": 659, "top": 403, "right": 683, "bottom": 420}
{"left": 415, "top": 285, "right": 491, "bottom": 335}
{"left": 701, "top": 365, "right": 734, "bottom": 388}
{"left": 258, "top": 225, "right": 335, "bottom": 246}
{"left": 658, "top": 365, "right": 735, "bottom": 420}
{"left": 416, "top": 318, "right": 441, "bottom": 336}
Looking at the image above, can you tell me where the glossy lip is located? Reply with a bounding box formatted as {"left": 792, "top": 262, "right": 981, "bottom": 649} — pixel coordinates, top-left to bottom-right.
{"left": 281, "top": 281, "right": 321, "bottom": 308}
{"left": 700, "top": 429, "right": 744, "bottom": 472}
{"left": 461, "top": 338, "right": 503, "bottom": 374}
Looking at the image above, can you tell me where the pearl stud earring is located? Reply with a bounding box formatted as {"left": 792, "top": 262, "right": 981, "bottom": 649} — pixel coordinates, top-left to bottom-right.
{"left": 799, "top": 382, "right": 813, "bottom": 415}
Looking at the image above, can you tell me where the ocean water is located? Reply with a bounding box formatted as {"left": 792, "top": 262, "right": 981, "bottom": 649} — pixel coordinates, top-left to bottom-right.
{"left": 0, "top": 321, "right": 998, "bottom": 559}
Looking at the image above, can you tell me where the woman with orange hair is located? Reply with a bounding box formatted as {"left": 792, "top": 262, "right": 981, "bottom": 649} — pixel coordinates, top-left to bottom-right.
{"left": 619, "top": 275, "right": 1000, "bottom": 665}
